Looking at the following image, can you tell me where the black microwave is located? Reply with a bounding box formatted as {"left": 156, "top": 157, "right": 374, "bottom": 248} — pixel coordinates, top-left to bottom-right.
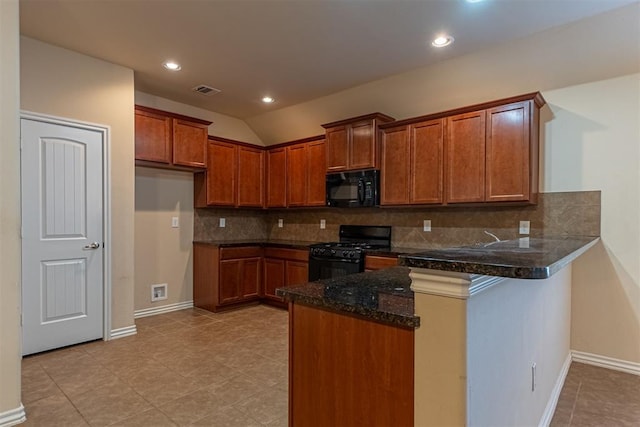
{"left": 326, "top": 169, "right": 380, "bottom": 207}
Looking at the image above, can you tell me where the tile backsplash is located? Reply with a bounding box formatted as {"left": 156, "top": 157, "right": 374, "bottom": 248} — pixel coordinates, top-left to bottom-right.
{"left": 194, "top": 191, "right": 600, "bottom": 249}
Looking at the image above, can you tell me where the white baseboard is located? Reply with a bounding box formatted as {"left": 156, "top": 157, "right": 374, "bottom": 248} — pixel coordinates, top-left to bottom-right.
{"left": 539, "top": 353, "right": 572, "bottom": 427}
{"left": 134, "top": 300, "right": 194, "bottom": 319}
{"left": 109, "top": 325, "right": 137, "bottom": 340}
{"left": 0, "top": 404, "right": 26, "bottom": 427}
{"left": 572, "top": 350, "right": 640, "bottom": 376}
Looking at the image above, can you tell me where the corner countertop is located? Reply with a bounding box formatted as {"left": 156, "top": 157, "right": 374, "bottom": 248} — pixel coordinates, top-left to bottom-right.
{"left": 398, "top": 236, "right": 599, "bottom": 279}
{"left": 277, "top": 267, "right": 418, "bottom": 329}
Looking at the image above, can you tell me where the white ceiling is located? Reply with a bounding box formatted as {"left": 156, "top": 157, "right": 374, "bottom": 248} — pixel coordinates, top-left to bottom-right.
{"left": 19, "top": 0, "right": 637, "bottom": 119}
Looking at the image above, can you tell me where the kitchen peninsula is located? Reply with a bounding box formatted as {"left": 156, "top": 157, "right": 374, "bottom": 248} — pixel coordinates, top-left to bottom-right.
{"left": 278, "top": 235, "right": 599, "bottom": 427}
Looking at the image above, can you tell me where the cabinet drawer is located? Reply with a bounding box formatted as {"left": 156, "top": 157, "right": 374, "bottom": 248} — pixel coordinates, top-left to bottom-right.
{"left": 264, "top": 247, "right": 309, "bottom": 262}
{"left": 365, "top": 255, "right": 398, "bottom": 271}
{"left": 220, "top": 246, "right": 262, "bottom": 260}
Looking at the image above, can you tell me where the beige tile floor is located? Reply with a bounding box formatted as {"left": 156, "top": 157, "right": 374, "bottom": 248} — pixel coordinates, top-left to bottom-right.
{"left": 22, "top": 305, "right": 288, "bottom": 426}
{"left": 22, "top": 306, "right": 640, "bottom": 426}
{"left": 550, "top": 362, "right": 640, "bottom": 426}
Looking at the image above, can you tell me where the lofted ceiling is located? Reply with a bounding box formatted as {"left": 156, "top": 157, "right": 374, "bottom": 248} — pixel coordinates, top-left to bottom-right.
{"left": 19, "top": 0, "right": 637, "bottom": 119}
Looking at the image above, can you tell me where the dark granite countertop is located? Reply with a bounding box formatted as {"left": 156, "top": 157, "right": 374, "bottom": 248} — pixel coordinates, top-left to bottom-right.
{"left": 399, "top": 236, "right": 599, "bottom": 279}
{"left": 193, "top": 239, "right": 316, "bottom": 250}
{"left": 277, "top": 266, "right": 418, "bottom": 329}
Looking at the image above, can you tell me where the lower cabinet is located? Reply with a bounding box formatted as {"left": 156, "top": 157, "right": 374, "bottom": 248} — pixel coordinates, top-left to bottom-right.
{"left": 194, "top": 244, "right": 308, "bottom": 312}
{"left": 263, "top": 248, "right": 309, "bottom": 307}
{"left": 364, "top": 255, "right": 398, "bottom": 271}
{"left": 194, "top": 244, "right": 262, "bottom": 312}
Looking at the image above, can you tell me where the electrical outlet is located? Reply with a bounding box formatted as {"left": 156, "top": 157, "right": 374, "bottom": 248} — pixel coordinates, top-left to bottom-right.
{"left": 219, "top": 218, "right": 226, "bottom": 228}
{"left": 519, "top": 220, "right": 530, "bottom": 235}
{"left": 278, "top": 218, "right": 283, "bottom": 228}
{"left": 320, "top": 219, "right": 326, "bottom": 229}
{"left": 531, "top": 363, "right": 537, "bottom": 391}
{"left": 423, "top": 220, "right": 431, "bottom": 232}
{"left": 171, "top": 217, "right": 179, "bottom": 228}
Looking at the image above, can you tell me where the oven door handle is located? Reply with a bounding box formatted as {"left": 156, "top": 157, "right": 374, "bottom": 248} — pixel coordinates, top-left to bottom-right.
{"left": 309, "top": 256, "right": 361, "bottom": 264}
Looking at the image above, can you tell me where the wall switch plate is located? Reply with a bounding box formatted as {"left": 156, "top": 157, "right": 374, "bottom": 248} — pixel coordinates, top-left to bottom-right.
{"left": 219, "top": 218, "right": 226, "bottom": 228}
{"left": 278, "top": 218, "right": 283, "bottom": 228}
{"left": 519, "top": 220, "right": 530, "bottom": 235}
{"left": 320, "top": 219, "right": 326, "bottom": 229}
{"left": 519, "top": 237, "right": 530, "bottom": 248}
{"left": 151, "top": 283, "right": 168, "bottom": 302}
{"left": 171, "top": 217, "right": 179, "bottom": 228}
{"left": 423, "top": 220, "right": 431, "bottom": 232}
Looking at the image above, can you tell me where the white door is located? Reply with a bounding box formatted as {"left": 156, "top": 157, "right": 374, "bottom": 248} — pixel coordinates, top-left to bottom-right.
{"left": 21, "top": 117, "right": 105, "bottom": 356}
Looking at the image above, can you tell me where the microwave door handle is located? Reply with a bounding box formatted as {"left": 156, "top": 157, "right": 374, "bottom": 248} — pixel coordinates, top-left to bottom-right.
{"left": 357, "top": 179, "right": 365, "bottom": 205}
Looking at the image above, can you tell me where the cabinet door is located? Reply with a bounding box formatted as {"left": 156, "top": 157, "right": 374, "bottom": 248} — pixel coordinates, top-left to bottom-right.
{"left": 219, "top": 259, "right": 241, "bottom": 304}
{"left": 135, "top": 109, "right": 172, "bottom": 163}
{"left": 486, "top": 101, "right": 531, "bottom": 202}
{"left": 266, "top": 148, "right": 287, "bottom": 207}
{"left": 411, "top": 120, "right": 444, "bottom": 204}
{"left": 240, "top": 257, "right": 261, "bottom": 299}
{"left": 172, "top": 119, "right": 208, "bottom": 168}
{"left": 445, "top": 111, "right": 486, "bottom": 204}
{"left": 349, "top": 120, "right": 376, "bottom": 170}
{"left": 286, "top": 260, "right": 309, "bottom": 286}
{"left": 207, "top": 141, "right": 237, "bottom": 206}
{"left": 237, "top": 146, "right": 265, "bottom": 207}
{"left": 287, "top": 143, "right": 307, "bottom": 207}
{"left": 325, "top": 126, "right": 349, "bottom": 172}
{"left": 264, "top": 258, "right": 286, "bottom": 300}
{"left": 380, "top": 126, "right": 410, "bottom": 205}
{"left": 306, "top": 139, "right": 327, "bottom": 206}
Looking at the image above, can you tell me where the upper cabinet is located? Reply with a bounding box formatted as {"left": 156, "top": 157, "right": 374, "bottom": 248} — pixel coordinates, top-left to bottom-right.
{"left": 135, "top": 105, "right": 211, "bottom": 170}
{"left": 265, "top": 136, "right": 326, "bottom": 208}
{"left": 380, "top": 92, "right": 545, "bottom": 206}
{"left": 194, "top": 137, "right": 264, "bottom": 208}
{"left": 380, "top": 119, "right": 444, "bottom": 206}
{"left": 286, "top": 139, "right": 326, "bottom": 207}
{"left": 322, "top": 113, "right": 394, "bottom": 172}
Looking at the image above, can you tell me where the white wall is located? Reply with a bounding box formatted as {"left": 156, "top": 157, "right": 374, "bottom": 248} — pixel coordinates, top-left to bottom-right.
{"left": 467, "top": 267, "right": 572, "bottom": 426}
{"left": 0, "top": 0, "right": 23, "bottom": 421}
{"left": 134, "top": 167, "right": 194, "bottom": 311}
{"left": 20, "top": 37, "right": 136, "bottom": 331}
{"left": 135, "top": 91, "right": 263, "bottom": 145}
{"left": 542, "top": 74, "right": 640, "bottom": 363}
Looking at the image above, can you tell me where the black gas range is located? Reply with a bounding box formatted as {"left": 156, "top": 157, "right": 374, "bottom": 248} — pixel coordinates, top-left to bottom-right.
{"left": 308, "top": 225, "right": 391, "bottom": 281}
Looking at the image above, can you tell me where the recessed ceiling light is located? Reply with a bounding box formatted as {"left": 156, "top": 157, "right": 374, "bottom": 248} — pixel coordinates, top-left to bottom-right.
{"left": 466, "top": 0, "right": 484, "bottom": 3}
{"left": 262, "top": 96, "right": 275, "bottom": 104}
{"left": 432, "top": 35, "right": 454, "bottom": 48}
{"left": 163, "top": 61, "right": 181, "bottom": 71}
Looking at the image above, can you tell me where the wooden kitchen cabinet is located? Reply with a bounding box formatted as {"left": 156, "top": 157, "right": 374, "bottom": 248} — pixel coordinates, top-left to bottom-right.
{"left": 322, "top": 113, "right": 394, "bottom": 172}
{"left": 378, "top": 92, "right": 543, "bottom": 207}
{"left": 194, "top": 244, "right": 262, "bottom": 312}
{"left": 263, "top": 247, "right": 309, "bottom": 307}
{"left": 205, "top": 139, "right": 237, "bottom": 206}
{"left": 194, "top": 137, "right": 265, "bottom": 208}
{"left": 446, "top": 110, "right": 486, "bottom": 204}
{"left": 237, "top": 145, "right": 264, "bottom": 207}
{"left": 364, "top": 255, "right": 398, "bottom": 271}
{"left": 135, "top": 105, "right": 210, "bottom": 170}
{"left": 289, "top": 303, "right": 413, "bottom": 427}
{"left": 266, "top": 147, "right": 287, "bottom": 207}
{"left": 485, "top": 100, "right": 536, "bottom": 202}
{"left": 380, "top": 119, "right": 443, "bottom": 205}
{"left": 286, "top": 139, "right": 326, "bottom": 207}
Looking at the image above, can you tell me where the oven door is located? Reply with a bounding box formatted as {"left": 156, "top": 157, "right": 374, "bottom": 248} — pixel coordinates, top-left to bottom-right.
{"left": 308, "top": 255, "right": 363, "bottom": 282}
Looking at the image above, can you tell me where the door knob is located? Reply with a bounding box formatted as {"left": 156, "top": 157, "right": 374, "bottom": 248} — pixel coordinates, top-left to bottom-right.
{"left": 83, "top": 242, "right": 100, "bottom": 250}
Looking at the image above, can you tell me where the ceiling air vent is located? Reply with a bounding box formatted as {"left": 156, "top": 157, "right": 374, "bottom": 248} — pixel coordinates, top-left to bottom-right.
{"left": 192, "top": 84, "right": 221, "bottom": 96}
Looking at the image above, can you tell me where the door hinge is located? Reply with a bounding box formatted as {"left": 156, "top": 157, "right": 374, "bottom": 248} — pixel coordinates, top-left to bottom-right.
{"left": 20, "top": 313, "right": 23, "bottom": 327}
